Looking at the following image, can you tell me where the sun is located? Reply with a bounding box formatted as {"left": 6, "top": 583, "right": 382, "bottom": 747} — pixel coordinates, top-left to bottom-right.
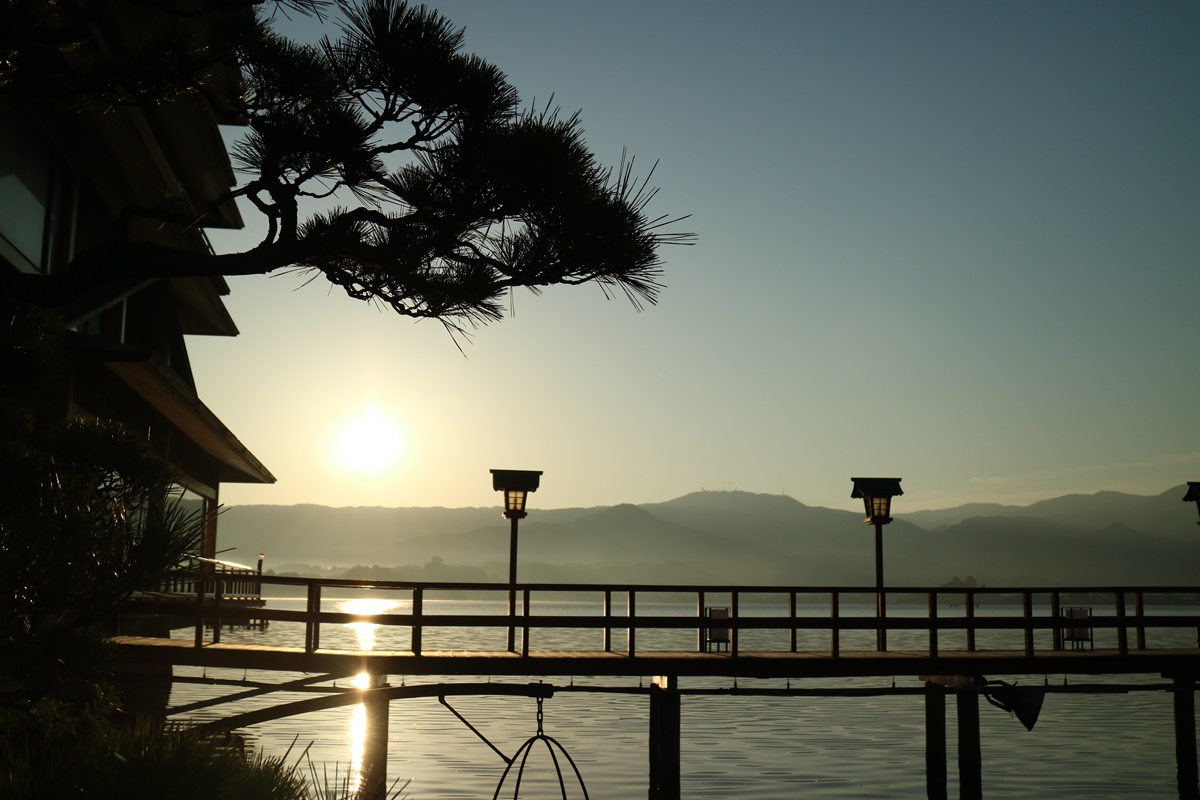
{"left": 331, "top": 405, "right": 406, "bottom": 475}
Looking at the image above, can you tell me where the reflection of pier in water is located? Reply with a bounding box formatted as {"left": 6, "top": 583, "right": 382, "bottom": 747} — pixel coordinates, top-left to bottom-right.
{"left": 115, "top": 575, "right": 1200, "bottom": 800}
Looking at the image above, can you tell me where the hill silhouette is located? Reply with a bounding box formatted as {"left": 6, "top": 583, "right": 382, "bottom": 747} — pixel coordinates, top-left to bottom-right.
{"left": 216, "top": 486, "right": 1200, "bottom": 587}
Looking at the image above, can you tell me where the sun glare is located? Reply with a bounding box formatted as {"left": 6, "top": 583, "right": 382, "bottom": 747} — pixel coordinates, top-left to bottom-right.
{"left": 332, "top": 405, "right": 405, "bottom": 475}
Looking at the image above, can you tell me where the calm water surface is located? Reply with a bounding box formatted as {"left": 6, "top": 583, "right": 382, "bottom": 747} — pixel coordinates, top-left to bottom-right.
{"left": 167, "top": 598, "right": 1194, "bottom": 798}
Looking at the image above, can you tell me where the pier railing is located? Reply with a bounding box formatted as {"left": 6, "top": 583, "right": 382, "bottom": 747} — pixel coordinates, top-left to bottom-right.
{"left": 152, "top": 558, "right": 264, "bottom": 604}
{"left": 121, "top": 574, "right": 1200, "bottom": 658}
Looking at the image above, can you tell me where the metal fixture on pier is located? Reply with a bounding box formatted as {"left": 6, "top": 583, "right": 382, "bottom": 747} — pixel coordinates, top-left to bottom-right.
{"left": 491, "top": 694, "right": 590, "bottom": 800}
{"left": 491, "top": 469, "right": 542, "bottom": 652}
{"left": 851, "top": 477, "right": 903, "bottom": 652}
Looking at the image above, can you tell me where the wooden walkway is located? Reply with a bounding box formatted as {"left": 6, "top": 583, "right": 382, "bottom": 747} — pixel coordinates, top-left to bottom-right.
{"left": 114, "top": 576, "right": 1200, "bottom": 800}
{"left": 112, "top": 634, "right": 1200, "bottom": 679}
{"left": 115, "top": 575, "right": 1200, "bottom": 680}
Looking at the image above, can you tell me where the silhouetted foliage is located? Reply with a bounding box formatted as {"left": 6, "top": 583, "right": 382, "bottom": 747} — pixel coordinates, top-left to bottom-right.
{"left": 0, "top": 304, "right": 311, "bottom": 800}
{"left": 0, "top": 304, "right": 205, "bottom": 710}
{"left": 0, "top": 0, "right": 693, "bottom": 332}
{"left": 0, "top": 715, "right": 335, "bottom": 800}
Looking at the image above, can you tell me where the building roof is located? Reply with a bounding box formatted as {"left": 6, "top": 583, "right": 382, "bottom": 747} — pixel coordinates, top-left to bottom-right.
{"left": 103, "top": 353, "right": 275, "bottom": 486}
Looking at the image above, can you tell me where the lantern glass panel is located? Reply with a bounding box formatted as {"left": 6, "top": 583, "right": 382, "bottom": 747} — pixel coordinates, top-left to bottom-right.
{"left": 873, "top": 496, "right": 890, "bottom": 519}
{"left": 505, "top": 489, "right": 528, "bottom": 515}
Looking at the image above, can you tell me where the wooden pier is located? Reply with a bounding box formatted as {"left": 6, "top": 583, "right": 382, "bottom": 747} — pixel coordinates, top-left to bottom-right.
{"left": 114, "top": 575, "right": 1200, "bottom": 799}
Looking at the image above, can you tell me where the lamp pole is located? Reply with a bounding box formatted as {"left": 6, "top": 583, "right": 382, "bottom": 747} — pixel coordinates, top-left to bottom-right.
{"left": 506, "top": 512, "right": 520, "bottom": 652}
{"left": 851, "top": 477, "right": 903, "bottom": 653}
{"left": 490, "top": 469, "right": 542, "bottom": 653}
{"left": 873, "top": 515, "right": 887, "bottom": 652}
{"left": 507, "top": 514, "right": 520, "bottom": 594}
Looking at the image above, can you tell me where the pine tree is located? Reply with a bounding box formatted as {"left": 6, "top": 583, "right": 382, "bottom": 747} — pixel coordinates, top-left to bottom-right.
{"left": 1, "top": 0, "right": 693, "bottom": 333}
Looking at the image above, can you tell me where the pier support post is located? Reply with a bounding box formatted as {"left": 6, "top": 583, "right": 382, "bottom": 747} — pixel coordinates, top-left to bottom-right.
{"left": 361, "top": 674, "right": 390, "bottom": 800}
{"left": 649, "top": 675, "right": 680, "bottom": 800}
{"left": 1173, "top": 675, "right": 1199, "bottom": 800}
{"left": 925, "top": 682, "right": 947, "bottom": 800}
{"left": 957, "top": 687, "right": 982, "bottom": 800}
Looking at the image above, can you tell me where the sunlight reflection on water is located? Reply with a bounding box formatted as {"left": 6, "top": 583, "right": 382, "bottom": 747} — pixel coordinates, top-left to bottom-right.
{"left": 167, "top": 598, "right": 1193, "bottom": 799}
{"left": 341, "top": 597, "right": 400, "bottom": 793}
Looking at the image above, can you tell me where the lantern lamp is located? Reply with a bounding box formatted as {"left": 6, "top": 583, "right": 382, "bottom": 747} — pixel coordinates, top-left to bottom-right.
{"left": 490, "top": 469, "right": 543, "bottom": 652}
{"left": 851, "top": 477, "right": 903, "bottom": 525}
{"left": 491, "top": 469, "right": 542, "bottom": 520}
{"left": 851, "top": 477, "right": 904, "bottom": 652}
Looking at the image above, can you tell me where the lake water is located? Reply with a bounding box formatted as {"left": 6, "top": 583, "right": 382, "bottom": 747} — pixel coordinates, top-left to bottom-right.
{"left": 166, "top": 597, "right": 1195, "bottom": 798}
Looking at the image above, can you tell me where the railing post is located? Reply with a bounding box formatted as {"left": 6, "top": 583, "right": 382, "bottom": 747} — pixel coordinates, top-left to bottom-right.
{"left": 730, "top": 591, "right": 740, "bottom": 657}
{"left": 1135, "top": 591, "right": 1146, "bottom": 650}
{"left": 929, "top": 591, "right": 938, "bottom": 657}
{"left": 521, "top": 589, "right": 531, "bottom": 657}
{"left": 603, "top": 590, "right": 612, "bottom": 653}
{"left": 830, "top": 592, "right": 840, "bottom": 658}
{"left": 1051, "top": 592, "right": 1062, "bottom": 650}
{"left": 1022, "top": 592, "right": 1034, "bottom": 657}
{"left": 411, "top": 587, "right": 423, "bottom": 656}
{"left": 305, "top": 582, "right": 321, "bottom": 654}
{"left": 212, "top": 576, "right": 224, "bottom": 644}
{"left": 966, "top": 590, "right": 976, "bottom": 652}
{"left": 627, "top": 591, "right": 636, "bottom": 656}
{"left": 255, "top": 553, "right": 264, "bottom": 601}
{"left": 1116, "top": 591, "right": 1128, "bottom": 655}
{"left": 696, "top": 591, "right": 705, "bottom": 653}
{"left": 193, "top": 568, "right": 205, "bottom": 648}
{"left": 789, "top": 591, "right": 798, "bottom": 653}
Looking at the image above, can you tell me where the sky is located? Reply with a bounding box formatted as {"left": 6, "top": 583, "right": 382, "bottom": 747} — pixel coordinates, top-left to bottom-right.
{"left": 189, "top": 1, "right": 1200, "bottom": 515}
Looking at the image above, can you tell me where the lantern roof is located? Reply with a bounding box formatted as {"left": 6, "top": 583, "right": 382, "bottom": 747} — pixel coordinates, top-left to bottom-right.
{"left": 850, "top": 477, "right": 904, "bottom": 499}
{"left": 490, "top": 469, "right": 543, "bottom": 493}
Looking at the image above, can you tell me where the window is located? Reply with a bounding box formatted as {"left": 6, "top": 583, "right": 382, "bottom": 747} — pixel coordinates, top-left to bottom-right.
{"left": 0, "top": 112, "right": 56, "bottom": 272}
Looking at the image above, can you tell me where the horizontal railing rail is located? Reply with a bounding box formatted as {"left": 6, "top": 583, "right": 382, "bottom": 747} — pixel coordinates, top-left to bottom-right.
{"left": 120, "top": 573, "right": 1200, "bottom": 659}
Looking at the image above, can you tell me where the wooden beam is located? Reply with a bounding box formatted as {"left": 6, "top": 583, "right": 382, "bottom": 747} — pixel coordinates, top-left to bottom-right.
{"left": 925, "top": 682, "right": 947, "bottom": 800}
{"left": 1175, "top": 676, "right": 1199, "bottom": 800}
{"left": 649, "top": 675, "right": 680, "bottom": 800}
{"left": 361, "top": 673, "right": 390, "bottom": 800}
{"left": 956, "top": 689, "right": 982, "bottom": 800}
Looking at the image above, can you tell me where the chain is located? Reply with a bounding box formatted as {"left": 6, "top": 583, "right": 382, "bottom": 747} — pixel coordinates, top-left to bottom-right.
{"left": 536, "top": 696, "right": 544, "bottom": 735}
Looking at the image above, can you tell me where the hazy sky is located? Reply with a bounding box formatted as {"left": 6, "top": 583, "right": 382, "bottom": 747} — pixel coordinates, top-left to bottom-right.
{"left": 190, "top": 1, "right": 1199, "bottom": 514}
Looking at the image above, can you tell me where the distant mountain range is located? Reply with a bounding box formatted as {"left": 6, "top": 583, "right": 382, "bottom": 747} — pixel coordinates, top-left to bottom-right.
{"left": 214, "top": 486, "right": 1200, "bottom": 587}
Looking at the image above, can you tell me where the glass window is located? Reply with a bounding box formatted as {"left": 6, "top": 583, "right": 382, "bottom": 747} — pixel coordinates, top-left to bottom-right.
{"left": 0, "top": 113, "right": 53, "bottom": 270}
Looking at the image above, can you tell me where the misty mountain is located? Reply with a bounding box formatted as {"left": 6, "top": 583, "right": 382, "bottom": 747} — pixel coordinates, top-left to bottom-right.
{"left": 902, "top": 503, "right": 1033, "bottom": 531}
{"left": 903, "top": 486, "right": 1194, "bottom": 537}
{"left": 215, "top": 487, "right": 1200, "bottom": 587}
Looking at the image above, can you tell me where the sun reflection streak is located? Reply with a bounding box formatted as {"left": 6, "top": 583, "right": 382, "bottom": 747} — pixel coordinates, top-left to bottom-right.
{"left": 340, "top": 598, "right": 400, "bottom": 793}
{"left": 349, "top": 703, "right": 367, "bottom": 791}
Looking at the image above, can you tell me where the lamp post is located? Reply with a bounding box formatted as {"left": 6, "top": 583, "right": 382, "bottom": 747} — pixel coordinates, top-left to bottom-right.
{"left": 1183, "top": 483, "right": 1200, "bottom": 526}
{"left": 851, "top": 477, "right": 903, "bottom": 652}
{"left": 490, "top": 469, "right": 542, "bottom": 652}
